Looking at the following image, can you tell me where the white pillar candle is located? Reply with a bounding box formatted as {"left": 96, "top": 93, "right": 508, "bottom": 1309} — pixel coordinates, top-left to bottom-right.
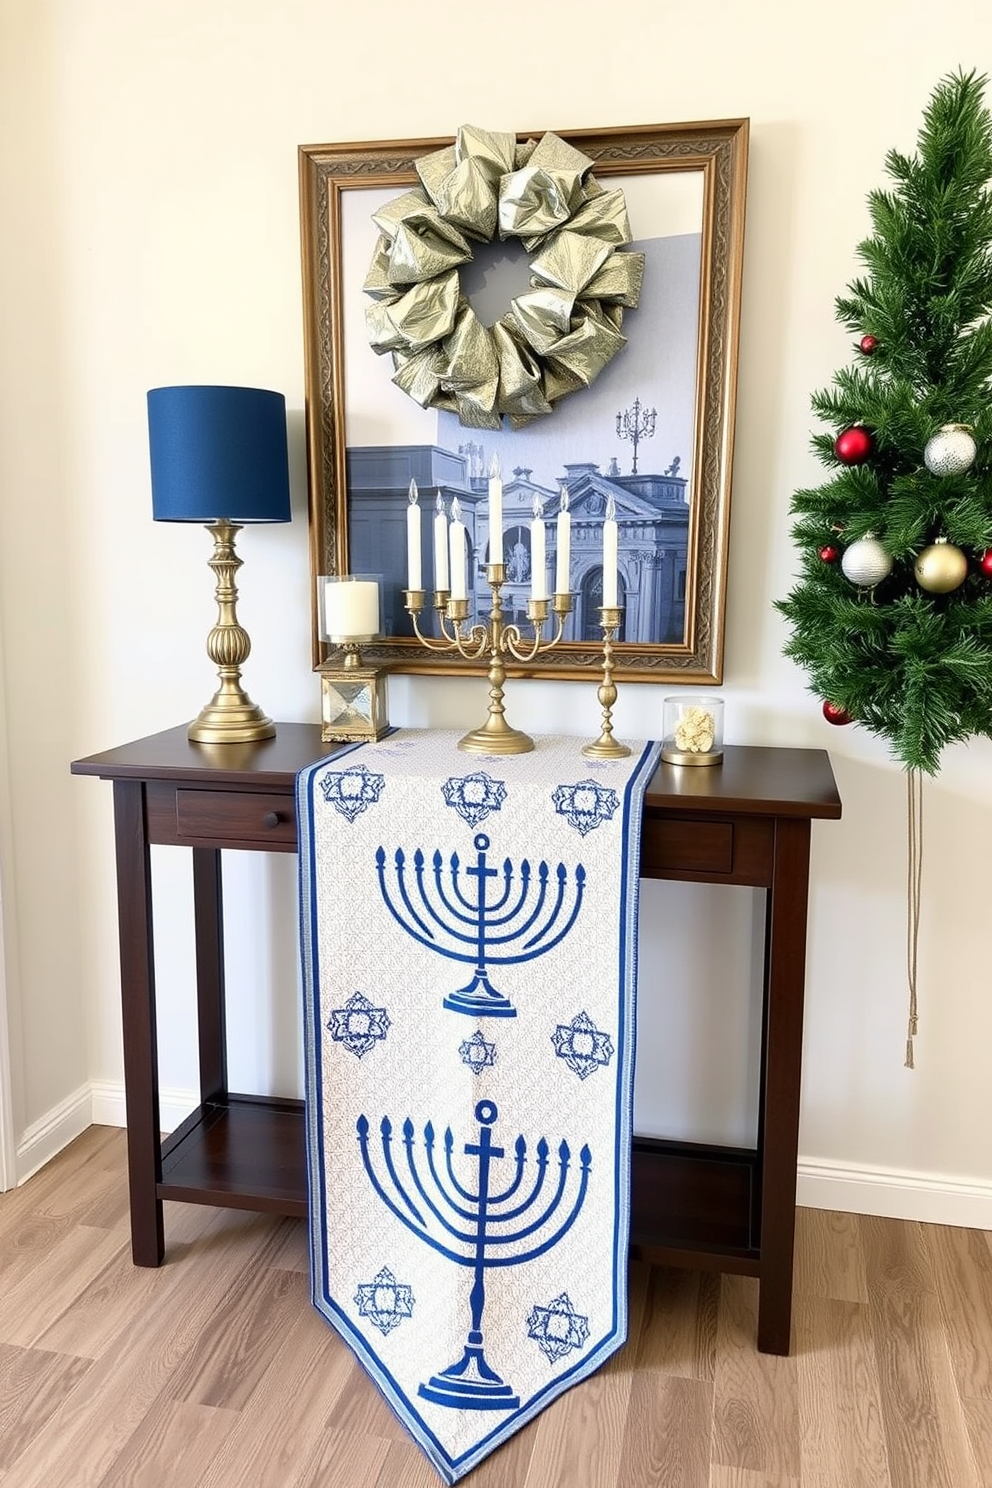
{"left": 602, "top": 494, "right": 618, "bottom": 608}
{"left": 449, "top": 497, "right": 467, "bottom": 600}
{"left": 323, "top": 578, "right": 380, "bottom": 639}
{"left": 555, "top": 485, "right": 571, "bottom": 595}
{"left": 488, "top": 453, "right": 503, "bottom": 564}
{"left": 433, "top": 491, "right": 449, "bottom": 591}
{"left": 531, "top": 495, "right": 547, "bottom": 601}
{"left": 406, "top": 479, "right": 422, "bottom": 590}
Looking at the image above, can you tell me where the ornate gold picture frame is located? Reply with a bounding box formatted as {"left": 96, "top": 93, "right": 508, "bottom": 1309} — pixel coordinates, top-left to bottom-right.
{"left": 299, "top": 119, "right": 748, "bottom": 683}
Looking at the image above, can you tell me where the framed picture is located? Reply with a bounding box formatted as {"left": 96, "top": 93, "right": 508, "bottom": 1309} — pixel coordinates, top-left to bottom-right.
{"left": 299, "top": 119, "right": 748, "bottom": 683}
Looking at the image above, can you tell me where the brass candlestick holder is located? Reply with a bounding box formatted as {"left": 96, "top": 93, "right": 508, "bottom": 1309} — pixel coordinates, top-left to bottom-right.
{"left": 404, "top": 565, "right": 573, "bottom": 754}
{"left": 582, "top": 606, "right": 630, "bottom": 759}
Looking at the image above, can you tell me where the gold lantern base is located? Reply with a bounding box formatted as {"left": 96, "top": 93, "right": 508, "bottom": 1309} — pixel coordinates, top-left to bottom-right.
{"left": 319, "top": 644, "right": 390, "bottom": 744}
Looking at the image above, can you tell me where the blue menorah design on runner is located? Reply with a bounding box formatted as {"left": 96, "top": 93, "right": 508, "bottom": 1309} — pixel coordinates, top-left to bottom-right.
{"left": 375, "top": 833, "right": 586, "bottom": 1016}
{"left": 356, "top": 1099, "right": 591, "bottom": 1411}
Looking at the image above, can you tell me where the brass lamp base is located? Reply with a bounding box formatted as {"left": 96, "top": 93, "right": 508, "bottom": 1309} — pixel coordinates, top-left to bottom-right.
{"left": 188, "top": 519, "right": 276, "bottom": 745}
{"left": 189, "top": 692, "right": 274, "bottom": 744}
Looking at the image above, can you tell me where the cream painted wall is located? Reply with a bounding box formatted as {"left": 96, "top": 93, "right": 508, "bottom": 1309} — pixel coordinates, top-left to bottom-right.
{"left": 2, "top": 0, "right": 992, "bottom": 1212}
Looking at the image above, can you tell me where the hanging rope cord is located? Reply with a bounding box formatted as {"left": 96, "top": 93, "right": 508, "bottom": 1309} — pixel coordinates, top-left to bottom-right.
{"left": 905, "top": 767, "right": 924, "bottom": 1069}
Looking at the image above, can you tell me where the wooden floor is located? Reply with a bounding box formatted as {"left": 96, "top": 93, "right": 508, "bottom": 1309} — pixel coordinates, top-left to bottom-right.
{"left": 1, "top": 1127, "right": 991, "bottom": 1488}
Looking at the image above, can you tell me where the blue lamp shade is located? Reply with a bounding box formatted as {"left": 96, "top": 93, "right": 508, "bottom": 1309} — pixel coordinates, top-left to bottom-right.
{"left": 147, "top": 385, "right": 292, "bottom": 523}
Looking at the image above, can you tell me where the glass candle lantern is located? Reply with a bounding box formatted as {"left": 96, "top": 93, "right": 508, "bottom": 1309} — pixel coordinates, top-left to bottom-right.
{"left": 661, "top": 696, "right": 724, "bottom": 766}
{"left": 318, "top": 575, "right": 390, "bottom": 744}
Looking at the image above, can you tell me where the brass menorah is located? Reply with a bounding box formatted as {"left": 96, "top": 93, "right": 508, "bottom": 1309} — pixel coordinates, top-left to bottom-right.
{"left": 404, "top": 566, "right": 572, "bottom": 756}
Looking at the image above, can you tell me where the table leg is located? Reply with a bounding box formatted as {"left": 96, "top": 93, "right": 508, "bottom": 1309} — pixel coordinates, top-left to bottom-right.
{"left": 192, "top": 848, "right": 227, "bottom": 1103}
{"left": 112, "top": 778, "right": 164, "bottom": 1266}
{"left": 756, "top": 815, "right": 811, "bottom": 1355}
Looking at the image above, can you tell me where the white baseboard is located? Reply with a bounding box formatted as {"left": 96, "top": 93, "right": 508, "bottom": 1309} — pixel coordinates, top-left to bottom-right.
{"left": 15, "top": 1082, "right": 94, "bottom": 1185}
{"left": 89, "top": 1080, "right": 197, "bottom": 1136}
{"left": 797, "top": 1155, "right": 992, "bottom": 1229}
{"left": 15, "top": 1085, "right": 992, "bottom": 1230}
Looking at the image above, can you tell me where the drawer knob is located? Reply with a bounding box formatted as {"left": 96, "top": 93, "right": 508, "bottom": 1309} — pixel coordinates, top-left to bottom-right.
{"left": 263, "top": 811, "right": 281, "bottom": 829}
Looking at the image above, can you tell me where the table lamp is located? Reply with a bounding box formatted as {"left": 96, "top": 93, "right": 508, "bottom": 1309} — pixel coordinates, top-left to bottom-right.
{"left": 147, "top": 385, "right": 291, "bottom": 743}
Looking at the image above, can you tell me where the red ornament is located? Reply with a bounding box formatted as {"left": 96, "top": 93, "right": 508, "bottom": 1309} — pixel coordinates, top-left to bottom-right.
{"left": 835, "top": 425, "right": 874, "bottom": 464}
{"left": 818, "top": 544, "right": 840, "bottom": 563}
{"left": 980, "top": 549, "right": 992, "bottom": 578}
{"left": 859, "top": 334, "right": 878, "bottom": 355}
{"left": 822, "top": 700, "right": 852, "bottom": 726}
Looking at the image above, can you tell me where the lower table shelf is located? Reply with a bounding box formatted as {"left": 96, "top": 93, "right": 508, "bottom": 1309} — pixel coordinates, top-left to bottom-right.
{"left": 160, "top": 1094, "right": 307, "bottom": 1215}
{"left": 156, "top": 1095, "right": 760, "bottom": 1269}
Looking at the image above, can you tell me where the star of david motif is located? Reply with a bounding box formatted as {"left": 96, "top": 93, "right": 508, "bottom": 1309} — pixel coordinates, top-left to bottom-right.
{"left": 459, "top": 1029, "right": 497, "bottom": 1075}
{"left": 319, "top": 763, "right": 386, "bottom": 822}
{"left": 552, "top": 1010, "right": 614, "bottom": 1080}
{"left": 442, "top": 771, "right": 507, "bottom": 827}
{"left": 328, "top": 991, "right": 391, "bottom": 1058}
{"left": 551, "top": 779, "right": 619, "bottom": 836}
{"left": 354, "top": 1266, "right": 415, "bottom": 1336}
{"left": 527, "top": 1291, "right": 590, "bottom": 1362}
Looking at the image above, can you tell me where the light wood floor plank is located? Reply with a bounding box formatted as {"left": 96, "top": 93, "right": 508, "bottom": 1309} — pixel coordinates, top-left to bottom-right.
{"left": 295, "top": 1425, "right": 392, "bottom": 1488}
{"left": 616, "top": 1370, "right": 712, "bottom": 1487}
{"left": 709, "top": 1470, "right": 800, "bottom": 1487}
{"left": 633, "top": 1264, "right": 718, "bottom": 1381}
{"left": 0, "top": 1344, "right": 93, "bottom": 1473}
{"left": 195, "top": 1303, "right": 356, "bottom": 1488}
{"left": 794, "top": 1294, "right": 890, "bottom": 1488}
{"left": 960, "top": 1396, "right": 992, "bottom": 1487}
{"left": 862, "top": 1215, "right": 981, "bottom": 1488}
{"left": 0, "top": 1225, "right": 128, "bottom": 1348}
{"left": 168, "top": 1257, "right": 307, "bottom": 1411}
{"left": 926, "top": 1222, "right": 992, "bottom": 1398}
{"left": 97, "top": 1399, "right": 239, "bottom": 1488}
{"left": 711, "top": 1276, "right": 800, "bottom": 1477}
{"left": 0, "top": 1208, "right": 290, "bottom": 1487}
{"left": 794, "top": 1206, "right": 868, "bottom": 1303}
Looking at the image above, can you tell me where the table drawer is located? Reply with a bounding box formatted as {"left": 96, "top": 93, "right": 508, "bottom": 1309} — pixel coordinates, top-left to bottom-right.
{"left": 640, "top": 817, "right": 734, "bottom": 876}
{"left": 174, "top": 789, "right": 297, "bottom": 846}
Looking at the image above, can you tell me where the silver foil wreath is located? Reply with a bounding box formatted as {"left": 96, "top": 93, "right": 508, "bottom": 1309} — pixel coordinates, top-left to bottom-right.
{"left": 363, "top": 125, "right": 645, "bottom": 430}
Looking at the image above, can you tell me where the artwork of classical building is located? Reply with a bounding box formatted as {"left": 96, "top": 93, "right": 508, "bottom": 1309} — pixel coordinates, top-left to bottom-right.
{"left": 346, "top": 443, "right": 690, "bottom": 646}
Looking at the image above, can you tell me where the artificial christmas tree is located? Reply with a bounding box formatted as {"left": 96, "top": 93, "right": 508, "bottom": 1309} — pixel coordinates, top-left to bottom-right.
{"left": 778, "top": 69, "right": 992, "bottom": 778}
{"left": 777, "top": 70, "right": 992, "bottom": 1064}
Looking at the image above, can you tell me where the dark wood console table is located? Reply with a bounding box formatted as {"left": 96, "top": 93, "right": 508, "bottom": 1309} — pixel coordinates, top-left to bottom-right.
{"left": 71, "top": 724, "right": 840, "bottom": 1354}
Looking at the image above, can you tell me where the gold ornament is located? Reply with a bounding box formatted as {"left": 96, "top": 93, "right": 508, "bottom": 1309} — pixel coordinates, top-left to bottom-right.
{"left": 913, "top": 537, "right": 968, "bottom": 593}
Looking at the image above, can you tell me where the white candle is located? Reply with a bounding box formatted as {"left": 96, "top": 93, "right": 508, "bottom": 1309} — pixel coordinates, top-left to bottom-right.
{"left": 488, "top": 453, "right": 503, "bottom": 564}
{"left": 406, "top": 479, "right": 422, "bottom": 590}
{"left": 433, "top": 491, "right": 449, "bottom": 592}
{"left": 323, "top": 577, "right": 380, "bottom": 639}
{"left": 449, "top": 497, "right": 467, "bottom": 600}
{"left": 555, "top": 485, "right": 571, "bottom": 595}
{"left": 530, "top": 495, "right": 547, "bottom": 601}
{"left": 602, "top": 494, "right": 618, "bottom": 608}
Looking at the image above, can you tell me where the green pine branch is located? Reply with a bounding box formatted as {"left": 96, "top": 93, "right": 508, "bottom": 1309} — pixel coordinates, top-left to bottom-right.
{"left": 778, "top": 69, "right": 992, "bottom": 773}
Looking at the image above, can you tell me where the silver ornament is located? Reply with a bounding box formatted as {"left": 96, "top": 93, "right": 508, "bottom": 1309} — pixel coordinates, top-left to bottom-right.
{"left": 923, "top": 423, "right": 977, "bottom": 477}
{"left": 841, "top": 534, "right": 893, "bottom": 588}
